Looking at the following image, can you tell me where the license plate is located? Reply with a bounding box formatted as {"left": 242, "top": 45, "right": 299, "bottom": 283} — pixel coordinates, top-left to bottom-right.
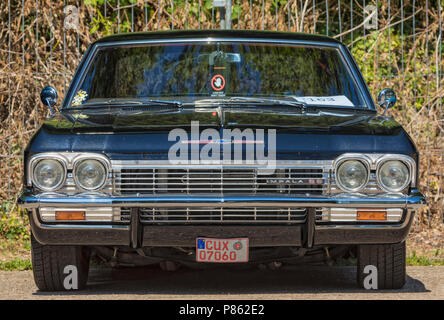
{"left": 196, "top": 237, "right": 249, "bottom": 263}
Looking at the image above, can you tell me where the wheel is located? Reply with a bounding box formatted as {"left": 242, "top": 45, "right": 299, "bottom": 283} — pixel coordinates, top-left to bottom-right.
{"left": 357, "top": 241, "right": 406, "bottom": 289}
{"left": 31, "top": 234, "right": 90, "bottom": 291}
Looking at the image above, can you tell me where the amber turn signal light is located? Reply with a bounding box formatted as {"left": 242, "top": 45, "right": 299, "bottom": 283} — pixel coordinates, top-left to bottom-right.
{"left": 55, "top": 211, "right": 86, "bottom": 221}
{"left": 357, "top": 210, "right": 387, "bottom": 221}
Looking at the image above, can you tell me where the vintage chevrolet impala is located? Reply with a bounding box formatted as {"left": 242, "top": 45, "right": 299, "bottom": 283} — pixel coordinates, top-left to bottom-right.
{"left": 18, "top": 30, "right": 426, "bottom": 291}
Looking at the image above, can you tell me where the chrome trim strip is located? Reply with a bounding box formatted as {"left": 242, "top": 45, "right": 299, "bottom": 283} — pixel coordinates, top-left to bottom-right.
{"left": 338, "top": 44, "right": 375, "bottom": 109}
{"left": 37, "top": 223, "right": 129, "bottom": 230}
{"left": 110, "top": 160, "right": 334, "bottom": 167}
{"left": 19, "top": 193, "right": 425, "bottom": 209}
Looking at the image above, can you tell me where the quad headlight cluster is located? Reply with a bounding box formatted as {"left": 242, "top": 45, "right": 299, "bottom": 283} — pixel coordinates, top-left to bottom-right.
{"left": 29, "top": 154, "right": 109, "bottom": 192}
{"left": 335, "top": 155, "right": 414, "bottom": 193}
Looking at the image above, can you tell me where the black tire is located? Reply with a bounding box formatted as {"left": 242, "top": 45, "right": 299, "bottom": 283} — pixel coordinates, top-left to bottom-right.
{"left": 357, "top": 241, "right": 406, "bottom": 289}
{"left": 31, "top": 235, "right": 90, "bottom": 291}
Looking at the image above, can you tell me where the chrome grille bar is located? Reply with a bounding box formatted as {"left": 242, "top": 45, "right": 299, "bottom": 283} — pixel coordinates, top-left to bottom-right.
{"left": 138, "top": 207, "right": 308, "bottom": 224}
{"left": 112, "top": 161, "right": 332, "bottom": 196}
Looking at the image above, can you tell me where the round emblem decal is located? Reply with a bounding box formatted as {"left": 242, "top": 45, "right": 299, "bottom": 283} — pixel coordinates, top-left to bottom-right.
{"left": 211, "top": 74, "right": 225, "bottom": 91}
{"left": 233, "top": 241, "right": 242, "bottom": 251}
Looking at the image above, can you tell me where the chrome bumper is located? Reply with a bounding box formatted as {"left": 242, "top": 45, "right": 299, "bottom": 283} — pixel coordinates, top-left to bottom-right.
{"left": 19, "top": 189, "right": 426, "bottom": 247}
{"left": 18, "top": 189, "right": 425, "bottom": 209}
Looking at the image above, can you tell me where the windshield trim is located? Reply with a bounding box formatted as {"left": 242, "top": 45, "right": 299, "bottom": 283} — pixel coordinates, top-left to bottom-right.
{"left": 62, "top": 37, "right": 374, "bottom": 111}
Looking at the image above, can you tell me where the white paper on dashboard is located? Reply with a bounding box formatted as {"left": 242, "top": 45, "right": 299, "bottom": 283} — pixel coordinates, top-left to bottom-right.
{"left": 291, "top": 95, "right": 354, "bottom": 107}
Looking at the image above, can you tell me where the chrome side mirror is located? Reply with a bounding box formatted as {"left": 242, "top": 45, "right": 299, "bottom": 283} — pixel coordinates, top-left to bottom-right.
{"left": 40, "top": 86, "right": 58, "bottom": 115}
{"left": 377, "top": 88, "right": 396, "bottom": 116}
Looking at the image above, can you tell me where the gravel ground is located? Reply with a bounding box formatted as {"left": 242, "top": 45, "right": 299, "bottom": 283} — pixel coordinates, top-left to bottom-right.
{"left": 0, "top": 265, "right": 443, "bottom": 300}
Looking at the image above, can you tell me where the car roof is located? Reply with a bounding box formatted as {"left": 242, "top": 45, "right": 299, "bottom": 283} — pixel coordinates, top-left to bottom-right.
{"left": 94, "top": 29, "right": 343, "bottom": 45}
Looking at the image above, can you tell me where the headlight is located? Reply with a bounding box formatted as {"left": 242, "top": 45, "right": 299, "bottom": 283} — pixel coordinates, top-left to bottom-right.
{"left": 74, "top": 159, "right": 107, "bottom": 190}
{"left": 336, "top": 160, "right": 368, "bottom": 191}
{"left": 33, "top": 159, "right": 65, "bottom": 191}
{"left": 377, "top": 160, "right": 410, "bottom": 192}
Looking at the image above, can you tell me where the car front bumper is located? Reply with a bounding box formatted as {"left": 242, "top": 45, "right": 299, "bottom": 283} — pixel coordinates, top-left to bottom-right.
{"left": 18, "top": 189, "right": 426, "bottom": 247}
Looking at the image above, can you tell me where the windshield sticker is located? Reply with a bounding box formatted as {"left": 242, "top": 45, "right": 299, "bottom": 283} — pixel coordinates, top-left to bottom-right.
{"left": 291, "top": 95, "right": 354, "bottom": 107}
{"left": 211, "top": 74, "right": 225, "bottom": 92}
{"left": 72, "top": 90, "right": 88, "bottom": 106}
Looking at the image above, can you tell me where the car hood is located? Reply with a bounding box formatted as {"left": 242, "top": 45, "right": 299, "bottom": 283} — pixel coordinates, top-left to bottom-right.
{"left": 26, "top": 108, "right": 417, "bottom": 160}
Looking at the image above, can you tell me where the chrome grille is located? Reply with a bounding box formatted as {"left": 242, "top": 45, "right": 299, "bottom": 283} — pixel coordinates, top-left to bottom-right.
{"left": 120, "top": 208, "right": 131, "bottom": 222}
{"left": 138, "top": 207, "right": 307, "bottom": 224}
{"left": 114, "top": 166, "right": 328, "bottom": 195}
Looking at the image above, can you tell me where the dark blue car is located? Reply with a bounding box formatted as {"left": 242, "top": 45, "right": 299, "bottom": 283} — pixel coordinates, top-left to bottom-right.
{"left": 19, "top": 30, "right": 425, "bottom": 291}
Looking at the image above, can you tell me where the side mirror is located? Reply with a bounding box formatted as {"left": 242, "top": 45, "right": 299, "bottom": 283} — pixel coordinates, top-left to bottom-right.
{"left": 377, "top": 88, "right": 396, "bottom": 116}
{"left": 40, "top": 86, "right": 58, "bottom": 115}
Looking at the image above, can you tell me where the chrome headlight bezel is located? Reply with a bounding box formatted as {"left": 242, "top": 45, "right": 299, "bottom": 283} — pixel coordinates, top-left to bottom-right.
{"left": 30, "top": 156, "right": 67, "bottom": 191}
{"left": 28, "top": 153, "right": 111, "bottom": 193}
{"left": 376, "top": 158, "right": 412, "bottom": 193}
{"left": 334, "top": 154, "right": 416, "bottom": 194}
{"left": 73, "top": 156, "right": 109, "bottom": 191}
{"left": 334, "top": 156, "right": 371, "bottom": 192}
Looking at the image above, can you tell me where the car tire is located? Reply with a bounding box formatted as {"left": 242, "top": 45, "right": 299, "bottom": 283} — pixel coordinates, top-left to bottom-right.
{"left": 31, "top": 234, "right": 90, "bottom": 291}
{"left": 357, "top": 241, "right": 406, "bottom": 289}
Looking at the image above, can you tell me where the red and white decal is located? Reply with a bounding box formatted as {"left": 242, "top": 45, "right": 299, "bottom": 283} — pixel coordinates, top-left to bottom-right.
{"left": 211, "top": 74, "right": 225, "bottom": 91}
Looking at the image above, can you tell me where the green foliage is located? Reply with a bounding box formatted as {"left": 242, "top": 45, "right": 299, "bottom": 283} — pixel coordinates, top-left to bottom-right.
{"left": 231, "top": 3, "right": 241, "bottom": 22}
{"left": 334, "top": 257, "right": 357, "bottom": 266}
{"left": 90, "top": 10, "right": 113, "bottom": 35}
{"left": 407, "top": 251, "right": 444, "bottom": 266}
{"left": 87, "top": 0, "right": 141, "bottom": 35}
{"left": 84, "top": 0, "right": 249, "bottom": 34}
{"left": 335, "top": 251, "right": 444, "bottom": 266}
{"left": 0, "top": 258, "right": 32, "bottom": 271}
{"left": 84, "top": 0, "right": 105, "bottom": 6}
{"left": 0, "top": 203, "right": 29, "bottom": 242}
{"left": 350, "top": 28, "right": 439, "bottom": 113}
{"left": 204, "top": 0, "right": 213, "bottom": 11}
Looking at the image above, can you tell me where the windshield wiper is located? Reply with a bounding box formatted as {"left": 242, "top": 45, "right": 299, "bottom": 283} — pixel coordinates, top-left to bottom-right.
{"left": 194, "top": 97, "right": 307, "bottom": 108}
{"left": 303, "top": 105, "right": 375, "bottom": 115}
{"left": 69, "top": 98, "right": 183, "bottom": 109}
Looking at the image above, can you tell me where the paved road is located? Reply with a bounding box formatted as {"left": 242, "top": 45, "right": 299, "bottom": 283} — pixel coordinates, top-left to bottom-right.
{"left": 0, "top": 266, "right": 443, "bottom": 300}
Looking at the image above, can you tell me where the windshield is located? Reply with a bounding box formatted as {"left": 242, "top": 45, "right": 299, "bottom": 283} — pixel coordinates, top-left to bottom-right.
{"left": 69, "top": 42, "right": 367, "bottom": 108}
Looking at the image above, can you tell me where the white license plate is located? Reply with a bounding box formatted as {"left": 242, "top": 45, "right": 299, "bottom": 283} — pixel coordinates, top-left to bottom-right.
{"left": 196, "top": 237, "right": 249, "bottom": 263}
